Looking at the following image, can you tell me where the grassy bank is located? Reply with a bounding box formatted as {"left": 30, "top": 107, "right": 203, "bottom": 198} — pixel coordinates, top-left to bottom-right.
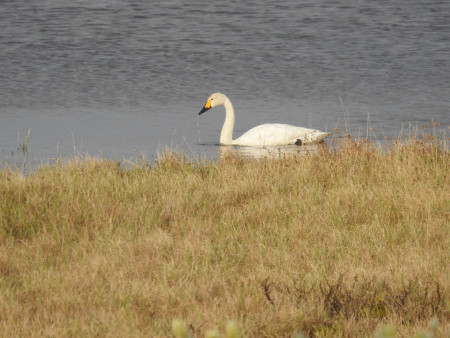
{"left": 0, "top": 136, "right": 449, "bottom": 337}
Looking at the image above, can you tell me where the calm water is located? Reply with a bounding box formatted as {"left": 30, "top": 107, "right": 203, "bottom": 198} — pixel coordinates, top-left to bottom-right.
{"left": 1, "top": 0, "right": 449, "bottom": 165}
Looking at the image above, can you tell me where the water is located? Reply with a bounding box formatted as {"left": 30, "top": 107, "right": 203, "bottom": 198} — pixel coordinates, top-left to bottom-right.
{"left": 1, "top": 0, "right": 449, "bottom": 165}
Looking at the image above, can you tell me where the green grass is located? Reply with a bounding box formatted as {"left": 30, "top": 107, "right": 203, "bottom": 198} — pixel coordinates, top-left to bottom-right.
{"left": 0, "top": 134, "right": 449, "bottom": 337}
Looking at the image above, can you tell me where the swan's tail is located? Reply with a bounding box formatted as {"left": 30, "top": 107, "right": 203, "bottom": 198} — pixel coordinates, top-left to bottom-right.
{"left": 302, "top": 131, "right": 332, "bottom": 144}
{"left": 315, "top": 131, "right": 332, "bottom": 143}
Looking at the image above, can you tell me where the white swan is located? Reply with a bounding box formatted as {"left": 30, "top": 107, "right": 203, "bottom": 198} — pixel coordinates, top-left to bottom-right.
{"left": 198, "top": 92, "right": 331, "bottom": 146}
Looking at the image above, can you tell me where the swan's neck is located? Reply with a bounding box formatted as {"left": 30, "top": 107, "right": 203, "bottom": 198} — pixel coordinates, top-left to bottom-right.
{"left": 220, "top": 97, "right": 235, "bottom": 145}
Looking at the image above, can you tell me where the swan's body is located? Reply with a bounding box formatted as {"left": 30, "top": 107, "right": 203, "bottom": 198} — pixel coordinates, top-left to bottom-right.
{"left": 198, "top": 92, "right": 331, "bottom": 146}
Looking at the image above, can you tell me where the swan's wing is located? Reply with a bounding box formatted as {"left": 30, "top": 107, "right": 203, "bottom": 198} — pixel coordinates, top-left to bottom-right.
{"left": 233, "top": 124, "right": 329, "bottom": 146}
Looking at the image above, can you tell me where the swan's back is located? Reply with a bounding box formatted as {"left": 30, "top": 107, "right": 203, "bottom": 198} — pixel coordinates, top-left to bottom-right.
{"left": 232, "top": 123, "right": 330, "bottom": 146}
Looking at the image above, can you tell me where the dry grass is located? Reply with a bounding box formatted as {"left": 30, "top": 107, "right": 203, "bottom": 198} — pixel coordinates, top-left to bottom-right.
{"left": 0, "top": 133, "right": 449, "bottom": 337}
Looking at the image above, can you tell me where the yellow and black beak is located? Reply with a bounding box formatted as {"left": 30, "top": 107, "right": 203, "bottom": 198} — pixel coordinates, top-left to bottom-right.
{"left": 198, "top": 99, "right": 212, "bottom": 115}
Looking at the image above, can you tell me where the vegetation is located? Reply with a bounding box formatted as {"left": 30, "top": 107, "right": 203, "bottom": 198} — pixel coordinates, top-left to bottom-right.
{"left": 0, "top": 132, "right": 448, "bottom": 337}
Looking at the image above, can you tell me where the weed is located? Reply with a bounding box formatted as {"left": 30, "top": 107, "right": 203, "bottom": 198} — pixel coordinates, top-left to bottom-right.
{"left": 0, "top": 133, "right": 448, "bottom": 336}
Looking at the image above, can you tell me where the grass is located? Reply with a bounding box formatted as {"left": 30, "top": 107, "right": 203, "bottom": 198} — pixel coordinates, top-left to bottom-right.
{"left": 0, "top": 131, "right": 449, "bottom": 337}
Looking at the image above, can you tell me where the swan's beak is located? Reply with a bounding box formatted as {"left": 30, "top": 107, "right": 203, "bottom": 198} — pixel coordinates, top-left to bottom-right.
{"left": 198, "top": 99, "right": 212, "bottom": 115}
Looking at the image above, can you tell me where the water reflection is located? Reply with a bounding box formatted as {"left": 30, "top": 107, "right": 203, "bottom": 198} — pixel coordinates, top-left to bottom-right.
{"left": 219, "top": 143, "right": 326, "bottom": 159}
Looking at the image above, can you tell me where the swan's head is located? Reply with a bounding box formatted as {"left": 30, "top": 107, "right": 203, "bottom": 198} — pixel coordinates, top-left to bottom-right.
{"left": 198, "top": 92, "right": 226, "bottom": 115}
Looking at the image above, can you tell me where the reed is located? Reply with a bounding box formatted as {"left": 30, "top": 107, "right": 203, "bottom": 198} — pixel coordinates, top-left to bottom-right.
{"left": 0, "top": 132, "right": 448, "bottom": 337}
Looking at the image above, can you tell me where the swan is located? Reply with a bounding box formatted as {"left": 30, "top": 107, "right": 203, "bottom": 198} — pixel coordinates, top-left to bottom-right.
{"left": 198, "top": 92, "right": 331, "bottom": 146}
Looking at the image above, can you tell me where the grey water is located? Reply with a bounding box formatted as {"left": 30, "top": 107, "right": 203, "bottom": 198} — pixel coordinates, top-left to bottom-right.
{"left": 1, "top": 0, "right": 449, "bottom": 166}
